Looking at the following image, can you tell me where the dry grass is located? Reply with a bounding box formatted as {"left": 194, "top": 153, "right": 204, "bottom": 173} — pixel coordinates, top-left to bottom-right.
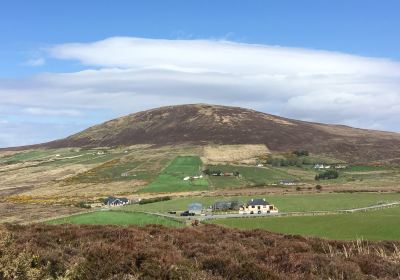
{"left": 0, "top": 203, "right": 85, "bottom": 224}
{"left": 202, "top": 144, "right": 269, "bottom": 164}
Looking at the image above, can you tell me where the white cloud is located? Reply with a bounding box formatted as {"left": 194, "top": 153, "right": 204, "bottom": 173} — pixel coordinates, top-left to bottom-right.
{"left": 22, "top": 107, "right": 82, "bottom": 117}
{"left": 0, "top": 37, "right": 399, "bottom": 147}
{"left": 23, "top": 57, "right": 45, "bottom": 66}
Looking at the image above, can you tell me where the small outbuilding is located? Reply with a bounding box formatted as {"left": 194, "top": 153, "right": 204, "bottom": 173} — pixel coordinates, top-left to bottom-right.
{"left": 188, "top": 203, "right": 203, "bottom": 215}
{"left": 212, "top": 201, "right": 240, "bottom": 211}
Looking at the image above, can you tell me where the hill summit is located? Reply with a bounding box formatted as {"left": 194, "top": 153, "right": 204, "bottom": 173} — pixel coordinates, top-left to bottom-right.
{"left": 17, "top": 104, "right": 400, "bottom": 162}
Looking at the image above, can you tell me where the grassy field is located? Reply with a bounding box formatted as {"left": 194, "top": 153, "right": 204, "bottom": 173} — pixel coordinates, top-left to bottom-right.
{"left": 273, "top": 163, "right": 400, "bottom": 187}
{"left": 139, "top": 156, "right": 209, "bottom": 193}
{"left": 120, "top": 193, "right": 400, "bottom": 213}
{"left": 47, "top": 211, "right": 183, "bottom": 227}
{"left": 210, "top": 206, "right": 400, "bottom": 240}
{"left": 65, "top": 159, "right": 152, "bottom": 183}
{"left": 208, "top": 164, "right": 297, "bottom": 188}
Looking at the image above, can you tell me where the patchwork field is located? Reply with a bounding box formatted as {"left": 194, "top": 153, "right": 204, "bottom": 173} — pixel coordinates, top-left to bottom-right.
{"left": 48, "top": 211, "right": 183, "bottom": 227}
{"left": 0, "top": 145, "right": 204, "bottom": 201}
{"left": 210, "top": 206, "right": 400, "bottom": 240}
{"left": 139, "top": 156, "right": 209, "bottom": 193}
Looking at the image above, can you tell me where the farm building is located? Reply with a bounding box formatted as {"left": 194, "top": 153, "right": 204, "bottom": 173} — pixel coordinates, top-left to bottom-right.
{"left": 239, "top": 198, "right": 278, "bottom": 215}
{"left": 103, "top": 196, "right": 130, "bottom": 207}
{"left": 278, "top": 179, "right": 297, "bottom": 186}
{"left": 212, "top": 201, "right": 240, "bottom": 211}
{"left": 188, "top": 203, "right": 203, "bottom": 215}
{"left": 183, "top": 175, "right": 203, "bottom": 181}
{"left": 314, "top": 164, "right": 332, "bottom": 169}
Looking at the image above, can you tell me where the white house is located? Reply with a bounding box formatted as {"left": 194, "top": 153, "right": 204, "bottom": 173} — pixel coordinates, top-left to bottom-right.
{"left": 314, "top": 164, "right": 332, "bottom": 169}
{"left": 239, "top": 198, "right": 278, "bottom": 215}
{"left": 103, "top": 196, "right": 130, "bottom": 207}
{"left": 278, "top": 179, "right": 297, "bottom": 186}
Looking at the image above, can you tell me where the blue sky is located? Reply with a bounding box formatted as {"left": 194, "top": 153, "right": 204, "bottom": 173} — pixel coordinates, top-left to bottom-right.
{"left": 0, "top": 0, "right": 400, "bottom": 147}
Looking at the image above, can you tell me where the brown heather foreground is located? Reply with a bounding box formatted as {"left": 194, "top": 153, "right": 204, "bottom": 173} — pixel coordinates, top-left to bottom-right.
{"left": 1, "top": 224, "right": 400, "bottom": 280}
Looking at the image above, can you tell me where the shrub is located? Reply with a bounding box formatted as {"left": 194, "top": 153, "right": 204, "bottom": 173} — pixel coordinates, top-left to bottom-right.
{"left": 293, "top": 150, "right": 309, "bottom": 157}
{"left": 139, "top": 196, "right": 171, "bottom": 205}
{"left": 315, "top": 170, "right": 339, "bottom": 180}
{"left": 315, "top": 185, "right": 322, "bottom": 191}
{"left": 74, "top": 201, "right": 91, "bottom": 209}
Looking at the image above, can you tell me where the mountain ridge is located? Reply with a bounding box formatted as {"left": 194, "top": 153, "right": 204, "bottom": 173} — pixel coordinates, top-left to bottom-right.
{"left": 3, "top": 104, "right": 400, "bottom": 163}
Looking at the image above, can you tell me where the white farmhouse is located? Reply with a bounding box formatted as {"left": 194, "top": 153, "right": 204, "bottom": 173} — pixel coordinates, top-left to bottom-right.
{"left": 239, "top": 198, "right": 278, "bottom": 215}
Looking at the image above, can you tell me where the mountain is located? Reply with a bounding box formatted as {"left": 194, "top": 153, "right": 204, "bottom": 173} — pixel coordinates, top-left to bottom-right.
{"left": 7, "top": 104, "right": 400, "bottom": 163}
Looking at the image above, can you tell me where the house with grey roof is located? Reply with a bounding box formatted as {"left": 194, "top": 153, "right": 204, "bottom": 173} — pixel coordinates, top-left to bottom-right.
{"left": 103, "top": 196, "right": 130, "bottom": 207}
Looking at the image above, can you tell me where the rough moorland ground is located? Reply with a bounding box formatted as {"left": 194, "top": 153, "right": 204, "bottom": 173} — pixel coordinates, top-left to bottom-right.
{"left": 1, "top": 224, "right": 400, "bottom": 279}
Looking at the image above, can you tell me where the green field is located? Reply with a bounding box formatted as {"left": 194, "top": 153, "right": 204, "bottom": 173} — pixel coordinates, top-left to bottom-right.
{"left": 120, "top": 193, "right": 400, "bottom": 213}
{"left": 47, "top": 211, "right": 183, "bottom": 227}
{"left": 207, "top": 164, "right": 298, "bottom": 188}
{"left": 139, "top": 156, "right": 209, "bottom": 193}
{"left": 67, "top": 159, "right": 152, "bottom": 183}
{"left": 210, "top": 206, "right": 400, "bottom": 240}
{"left": 345, "top": 165, "right": 391, "bottom": 172}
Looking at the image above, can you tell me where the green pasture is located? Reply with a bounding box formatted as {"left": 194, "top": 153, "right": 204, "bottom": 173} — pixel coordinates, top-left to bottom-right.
{"left": 139, "top": 156, "right": 209, "bottom": 193}
{"left": 47, "top": 211, "right": 183, "bottom": 227}
{"left": 120, "top": 193, "right": 400, "bottom": 213}
{"left": 345, "top": 165, "right": 392, "bottom": 172}
{"left": 210, "top": 206, "right": 400, "bottom": 240}
{"left": 207, "top": 164, "right": 297, "bottom": 188}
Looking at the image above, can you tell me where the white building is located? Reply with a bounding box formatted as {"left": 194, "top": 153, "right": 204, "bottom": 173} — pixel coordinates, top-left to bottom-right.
{"left": 239, "top": 198, "right": 278, "bottom": 215}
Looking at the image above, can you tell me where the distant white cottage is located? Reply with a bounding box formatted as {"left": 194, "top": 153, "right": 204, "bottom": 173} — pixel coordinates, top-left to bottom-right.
{"left": 314, "top": 164, "right": 331, "bottom": 169}
{"left": 183, "top": 175, "right": 203, "bottom": 181}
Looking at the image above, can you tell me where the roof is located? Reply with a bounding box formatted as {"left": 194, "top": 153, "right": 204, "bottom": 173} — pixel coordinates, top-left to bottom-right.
{"left": 104, "top": 196, "right": 129, "bottom": 204}
{"left": 279, "top": 179, "right": 295, "bottom": 183}
{"left": 188, "top": 203, "right": 203, "bottom": 210}
{"left": 247, "top": 198, "right": 268, "bottom": 206}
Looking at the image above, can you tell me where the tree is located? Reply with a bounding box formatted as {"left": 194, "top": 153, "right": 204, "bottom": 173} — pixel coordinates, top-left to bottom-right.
{"left": 293, "top": 150, "right": 309, "bottom": 157}
{"left": 315, "top": 170, "right": 339, "bottom": 180}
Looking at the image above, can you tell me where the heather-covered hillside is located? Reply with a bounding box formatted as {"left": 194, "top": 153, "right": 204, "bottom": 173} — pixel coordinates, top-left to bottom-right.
{"left": 1, "top": 224, "right": 400, "bottom": 279}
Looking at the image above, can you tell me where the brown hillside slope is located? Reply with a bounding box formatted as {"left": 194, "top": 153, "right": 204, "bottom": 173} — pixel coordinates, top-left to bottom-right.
{"left": 1, "top": 224, "right": 400, "bottom": 279}
{"left": 7, "top": 104, "right": 400, "bottom": 163}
